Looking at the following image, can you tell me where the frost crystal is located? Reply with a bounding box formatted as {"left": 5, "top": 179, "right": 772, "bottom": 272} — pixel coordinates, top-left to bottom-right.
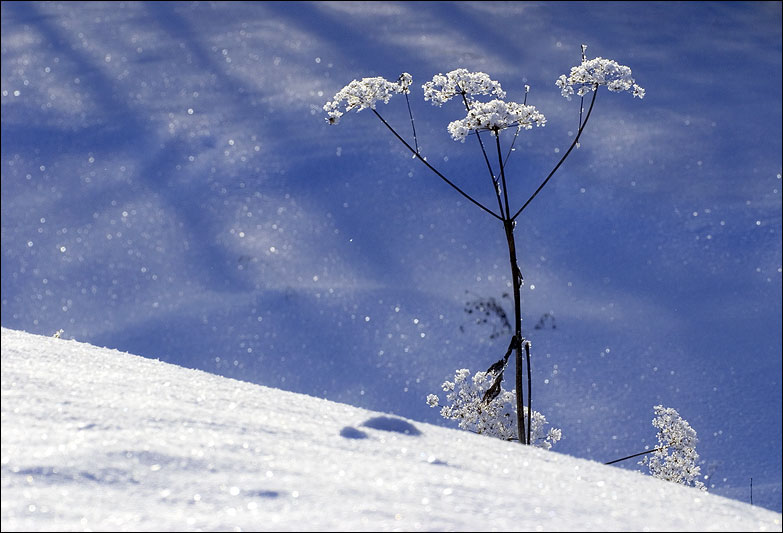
{"left": 447, "top": 99, "right": 546, "bottom": 142}
{"left": 639, "top": 405, "right": 706, "bottom": 491}
{"left": 427, "top": 368, "right": 561, "bottom": 449}
{"left": 323, "top": 73, "right": 413, "bottom": 124}
{"left": 422, "top": 69, "right": 506, "bottom": 106}
{"left": 556, "top": 54, "right": 645, "bottom": 100}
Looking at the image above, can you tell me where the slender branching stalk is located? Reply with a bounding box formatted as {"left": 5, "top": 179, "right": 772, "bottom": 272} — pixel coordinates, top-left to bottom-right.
{"left": 371, "top": 109, "right": 502, "bottom": 221}
{"left": 502, "top": 85, "right": 529, "bottom": 168}
{"left": 605, "top": 447, "right": 667, "bottom": 465}
{"left": 512, "top": 88, "right": 598, "bottom": 221}
{"left": 404, "top": 92, "right": 420, "bottom": 154}
{"left": 374, "top": 91, "right": 598, "bottom": 445}
{"left": 460, "top": 91, "right": 506, "bottom": 217}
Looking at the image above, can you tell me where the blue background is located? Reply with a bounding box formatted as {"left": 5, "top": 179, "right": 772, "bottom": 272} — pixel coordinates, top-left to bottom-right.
{"left": 2, "top": 1, "right": 781, "bottom": 511}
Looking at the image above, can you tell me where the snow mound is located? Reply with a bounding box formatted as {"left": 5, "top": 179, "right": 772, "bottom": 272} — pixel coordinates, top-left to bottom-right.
{"left": 1, "top": 328, "right": 780, "bottom": 531}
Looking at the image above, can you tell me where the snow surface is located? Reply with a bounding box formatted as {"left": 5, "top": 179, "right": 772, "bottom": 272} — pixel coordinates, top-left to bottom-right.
{"left": 1, "top": 327, "right": 781, "bottom": 532}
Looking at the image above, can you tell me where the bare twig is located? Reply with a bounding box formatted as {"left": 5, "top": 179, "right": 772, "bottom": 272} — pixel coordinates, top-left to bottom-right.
{"left": 605, "top": 447, "right": 667, "bottom": 465}
{"left": 511, "top": 88, "right": 598, "bottom": 221}
{"left": 372, "top": 109, "right": 502, "bottom": 221}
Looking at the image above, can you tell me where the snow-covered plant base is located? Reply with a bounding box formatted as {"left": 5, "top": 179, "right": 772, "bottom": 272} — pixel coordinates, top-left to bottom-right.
{"left": 427, "top": 369, "right": 561, "bottom": 449}
{"left": 640, "top": 405, "right": 706, "bottom": 491}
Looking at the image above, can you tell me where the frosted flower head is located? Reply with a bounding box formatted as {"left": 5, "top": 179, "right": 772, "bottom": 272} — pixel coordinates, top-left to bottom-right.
{"left": 428, "top": 368, "right": 561, "bottom": 449}
{"left": 640, "top": 405, "right": 706, "bottom": 491}
{"left": 447, "top": 99, "right": 546, "bottom": 142}
{"left": 423, "top": 69, "right": 506, "bottom": 106}
{"left": 556, "top": 53, "right": 645, "bottom": 100}
{"left": 324, "top": 73, "right": 412, "bottom": 124}
{"left": 397, "top": 72, "right": 413, "bottom": 94}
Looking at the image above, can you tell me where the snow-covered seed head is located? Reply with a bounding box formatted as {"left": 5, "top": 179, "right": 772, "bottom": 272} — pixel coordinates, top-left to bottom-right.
{"left": 422, "top": 69, "right": 506, "bottom": 106}
{"left": 556, "top": 52, "right": 645, "bottom": 100}
{"left": 447, "top": 99, "right": 546, "bottom": 142}
{"left": 639, "top": 405, "right": 706, "bottom": 491}
{"left": 324, "top": 73, "right": 413, "bottom": 124}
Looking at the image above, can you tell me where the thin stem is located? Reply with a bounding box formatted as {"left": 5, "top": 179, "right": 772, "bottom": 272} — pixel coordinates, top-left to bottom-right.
{"left": 460, "top": 93, "right": 497, "bottom": 183}
{"left": 503, "top": 128, "right": 521, "bottom": 169}
{"left": 404, "top": 92, "right": 419, "bottom": 154}
{"left": 604, "top": 447, "right": 667, "bottom": 465}
{"left": 524, "top": 339, "right": 532, "bottom": 446}
{"left": 460, "top": 92, "right": 505, "bottom": 218}
{"left": 503, "top": 219, "right": 526, "bottom": 445}
{"left": 372, "top": 109, "right": 502, "bottom": 221}
{"left": 502, "top": 86, "right": 529, "bottom": 167}
{"left": 495, "top": 132, "right": 511, "bottom": 219}
{"left": 511, "top": 88, "right": 598, "bottom": 221}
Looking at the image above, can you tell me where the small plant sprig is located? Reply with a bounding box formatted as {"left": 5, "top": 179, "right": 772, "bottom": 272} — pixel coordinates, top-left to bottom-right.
{"left": 324, "top": 45, "right": 644, "bottom": 445}
{"left": 606, "top": 405, "right": 706, "bottom": 491}
{"left": 639, "top": 405, "right": 706, "bottom": 490}
{"left": 426, "top": 368, "right": 561, "bottom": 449}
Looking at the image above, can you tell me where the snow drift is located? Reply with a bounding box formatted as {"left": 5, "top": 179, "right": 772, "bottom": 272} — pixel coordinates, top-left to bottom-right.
{"left": 1, "top": 328, "right": 780, "bottom": 531}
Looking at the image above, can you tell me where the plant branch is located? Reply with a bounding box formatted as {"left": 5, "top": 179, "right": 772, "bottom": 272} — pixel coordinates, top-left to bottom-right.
{"left": 404, "top": 92, "right": 420, "bottom": 154}
{"left": 503, "top": 127, "right": 521, "bottom": 169}
{"left": 524, "top": 339, "right": 532, "bottom": 446}
{"left": 460, "top": 92, "right": 505, "bottom": 218}
{"left": 372, "top": 109, "right": 503, "bottom": 221}
{"left": 605, "top": 446, "right": 667, "bottom": 465}
{"left": 502, "top": 87, "right": 529, "bottom": 168}
{"left": 495, "top": 132, "right": 511, "bottom": 219}
{"left": 511, "top": 88, "right": 598, "bottom": 221}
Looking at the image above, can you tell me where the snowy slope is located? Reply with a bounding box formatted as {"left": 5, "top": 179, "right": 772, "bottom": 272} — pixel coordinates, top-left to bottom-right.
{"left": 1, "top": 328, "right": 780, "bottom": 532}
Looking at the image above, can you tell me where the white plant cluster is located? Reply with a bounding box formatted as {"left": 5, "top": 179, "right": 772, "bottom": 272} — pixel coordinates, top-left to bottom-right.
{"left": 639, "top": 405, "right": 706, "bottom": 491}
{"left": 426, "top": 368, "right": 562, "bottom": 449}
{"left": 323, "top": 73, "right": 412, "bottom": 125}
{"left": 422, "top": 69, "right": 545, "bottom": 142}
{"left": 422, "top": 68, "right": 506, "bottom": 106}
{"left": 447, "top": 99, "right": 547, "bottom": 142}
{"left": 324, "top": 51, "right": 644, "bottom": 141}
{"left": 556, "top": 56, "right": 645, "bottom": 100}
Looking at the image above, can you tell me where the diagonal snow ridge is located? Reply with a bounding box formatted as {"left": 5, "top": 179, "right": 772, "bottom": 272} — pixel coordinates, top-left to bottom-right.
{"left": 1, "top": 327, "right": 780, "bottom": 531}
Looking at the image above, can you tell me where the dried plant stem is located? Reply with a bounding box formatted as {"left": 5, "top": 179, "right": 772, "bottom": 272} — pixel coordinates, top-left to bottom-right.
{"left": 512, "top": 89, "right": 598, "bottom": 221}
{"left": 493, "top": 132, "right": 528, "bottom": 445}
{"left": 404, "top": 93, "right": 419, "bottom": 154}
{"left": 374, "top": 86, "right": 600, "bottom": 446}
{"left": 372, "top": 109, "right": 502, "bottom": 221}
{"left": 605, "top": 447, "right": 667, "bottom": 465}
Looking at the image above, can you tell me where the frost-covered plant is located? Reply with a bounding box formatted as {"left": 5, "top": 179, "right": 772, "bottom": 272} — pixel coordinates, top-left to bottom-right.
{"left": 323, "top": 73, "right": 412, "bottom": 124}
{"left": 447, "top": 99, "right": 546, "bottom": 142}
{"left": 422, "top": 68, "right": 505, "bottom": 105}
{"left": 639, "top": 405, "right": 706, "bottom": 491}
{"left": 426, "top": 368, "right": 561, "bottom": 449}
{"left": 324, "top": 45, "right": 644, "bottom": 446}
{"left": 556, "top": 54, "right": 645, "bottom": 100}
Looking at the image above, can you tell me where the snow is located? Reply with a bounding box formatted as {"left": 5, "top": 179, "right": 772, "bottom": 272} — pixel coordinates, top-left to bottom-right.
{"left": 2, "top": 327, "right": 781, "bottom": 531}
